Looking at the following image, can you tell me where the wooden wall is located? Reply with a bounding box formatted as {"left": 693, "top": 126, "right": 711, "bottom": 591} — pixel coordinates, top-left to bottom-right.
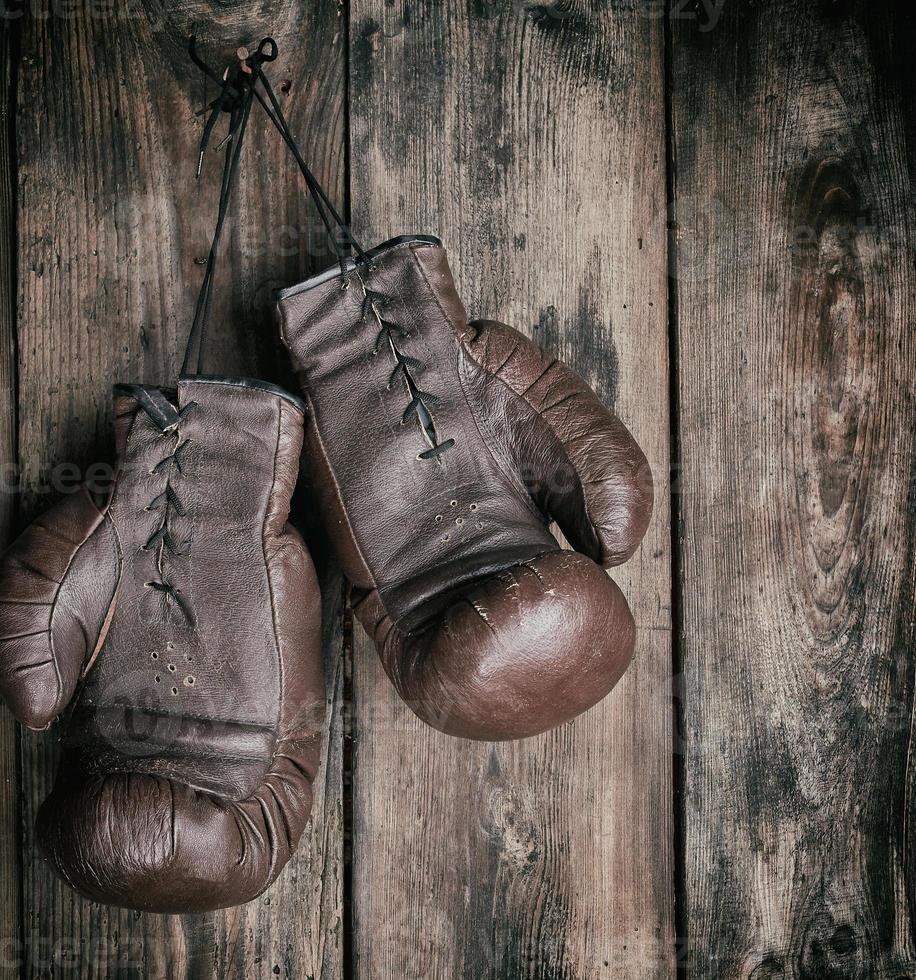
{"left": 0, "top": 1, "right": 912, "bottom": 978}
{"left": 672, "top": 3, "right": 916, "bottom": 977}
{"left": 347, "top": 3, "right": 672, "bottom": 978}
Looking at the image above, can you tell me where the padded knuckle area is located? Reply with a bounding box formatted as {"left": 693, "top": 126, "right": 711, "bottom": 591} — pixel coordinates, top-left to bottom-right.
{"left": 398, "top": 552, "right": 636, "bottom": 740}
{"left": 36, "top": 772, "right": 278, "bottom": 913}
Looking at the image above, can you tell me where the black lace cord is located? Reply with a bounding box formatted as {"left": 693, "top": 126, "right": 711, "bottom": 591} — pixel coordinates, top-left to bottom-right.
{"left": 182, "top": 39, "right": 266, "bottom": 377}
{"left": 253, "top": 71, "right": 342, "bottom": 263}
{"left": 250, "top": 41, "right": 453, "bottom": 460}
{"left": 185, "top": 96, "right": 252, "bottom": 375}
{"left": 142, "top": 401, "right": 198, "bottom": 622}
{"left": 184, "top": 38, "right": 452, "bottom": 462}
{"left": 186, "top": 34, "right": 369, "bottom": 361}
{"left": 248, "top": 59, "right": 371, "bottom": 273}
{"left": 192, "top": 36, "right": 364, "bottom": 273}
{"left": 181, "top": 84, "right": 253, "bottom": 375}
{"left": 361, "top": 281, "right": 455, "bottom": 461}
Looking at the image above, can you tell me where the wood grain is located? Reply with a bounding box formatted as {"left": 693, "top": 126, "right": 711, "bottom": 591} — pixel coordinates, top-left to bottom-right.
{"left": 0, "top": 14, "right": 20, "bottom": 980}
{"left": 13, "top": 4, "right": 346, "bottom": 977}
{"left": 671, "top": 1, "right": 916, "bottom": 976}
{"left": 348, "top": 2, "right": 674, "bottom": 977}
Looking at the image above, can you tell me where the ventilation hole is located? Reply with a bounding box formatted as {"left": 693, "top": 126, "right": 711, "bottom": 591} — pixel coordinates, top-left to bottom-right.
{"left": 168, "top": 664, "right": 176, "bottom": 672}
{"left": 434, "top": 515, "right": 443, "bottom": 523}
{"left": 443, "top": 534, "right": 451, "bottom": 541}
{"left": 184, "top": 676, "right": 195, "bottom": 687}
{"left": 166, "top": 641, "right": 174, "bottom": 650}
{"left": 450, "top": 500, "right": 458, "bottom": 507}
{"left": 470, "top": 503, "right": 479, "bottom": 511}
{"left": 154, "top": 675, "right": 161, "bottom": 683}
{"left": 171, "top": 687, "right": 179, "bottom": 696}
{"left": 456, "top": 518, "right": 464, "bottom": 525}
{"left": 150, "top": 652, "right": 159, "bottom": 660}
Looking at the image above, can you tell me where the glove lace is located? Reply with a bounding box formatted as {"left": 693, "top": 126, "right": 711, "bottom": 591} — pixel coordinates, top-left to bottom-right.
{"left": 360, "top": 281, "right": 455, "bottom": 460}
{"left": 184, "top": 38, "right": 455, "bottom": 461}
{"left": 134, "top": 394, "right": 198, "bottom": 621}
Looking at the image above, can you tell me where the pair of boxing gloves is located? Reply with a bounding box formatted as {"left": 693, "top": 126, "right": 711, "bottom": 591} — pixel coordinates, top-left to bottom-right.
{"left": 0, "top": 235, "right": 652, "bottom": 912}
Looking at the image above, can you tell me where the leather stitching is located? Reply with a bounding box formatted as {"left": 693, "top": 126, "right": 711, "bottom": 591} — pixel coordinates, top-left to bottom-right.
{"left": 358, "top": 269, "right": 454, "bottom": 460}
{"left": 461, "top": 327, "right": 603, "bottom": 560}
{"left": 305, "top": 394, "right": 380, "bottom": 595}
{"left": 454, "top": 344, "right": 548, "bottom": 526}
{"left": 76, "top": 703, "right": 276, "bottom": 729}
{"left": 46, "top": 487, "right": 111, "bottom": 724}
{"left": 260, "top": 397, "right": 286, "bottom": 766}
{"left": 409, "top": 250, "right": 547, "bottom": 523}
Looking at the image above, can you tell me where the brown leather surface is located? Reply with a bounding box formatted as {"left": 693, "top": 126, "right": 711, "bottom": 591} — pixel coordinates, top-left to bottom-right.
{"left": 277, "top": 238, "right": 652, "bottom": 740}
{"left": 0, "top": 378, "right": 324, "bottom": 912}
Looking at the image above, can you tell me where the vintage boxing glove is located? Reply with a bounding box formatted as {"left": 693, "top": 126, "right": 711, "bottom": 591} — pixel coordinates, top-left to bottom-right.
{"left": 0, "top": 43, "right": 328, "bottom": 910}
{"left": 0, "top": 377, "right": 323, "bottom": 912}
{"left": 276, "top": 235, "right": 652, "bottom": 741}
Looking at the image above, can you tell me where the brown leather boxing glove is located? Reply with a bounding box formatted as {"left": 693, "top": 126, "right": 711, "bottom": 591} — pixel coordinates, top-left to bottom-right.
{"left": 276, "top": 235, "right": 652, "bottom": 741}
{"left": 0, "top": 378, "right": 324, "bottom": 912}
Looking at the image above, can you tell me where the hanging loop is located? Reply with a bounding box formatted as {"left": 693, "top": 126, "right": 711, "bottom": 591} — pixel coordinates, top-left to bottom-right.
{"left": 182, "top": 36, "right": 366, "bottom": 377}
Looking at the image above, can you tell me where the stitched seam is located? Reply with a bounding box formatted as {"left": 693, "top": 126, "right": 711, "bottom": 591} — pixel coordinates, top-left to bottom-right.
{"left": 71, "top": 409, "right": 134, "bottom": 690}
{"left": 82, "top": 748, "right": 271, "bottom": 764}
{"left": 454, "top": 344, "right": 547, "bottom": 525}
{"left": 461, "top": 332, "right": 602, "bottom": 558}
{"left": 47, "top": 488, "right": 110, "bottom": 719}
{"left": 261, "top": 399, "right": 285, "bottom": 765}
{"left": 106, "top": 404, "right": 141, "bottom": 526}
{"left": 81, "top": 704, "right": 276, "bottom": 728}
{"left": 409, "top": 252, "right": 545, "bottom": 524}
{"left": 311, "top": 399, "right": 385, "bottom": 606}
{"left": 78, "top": 513, "right": 123, "bottom": 680}
{"left": 279, "top": 273, "right": 397, "bottom": 627}
{"left": 411, "top": 247, "right": 471, "bottom": 344}
{"left": 279, "top": 295, "right": 387, "bottom": 598}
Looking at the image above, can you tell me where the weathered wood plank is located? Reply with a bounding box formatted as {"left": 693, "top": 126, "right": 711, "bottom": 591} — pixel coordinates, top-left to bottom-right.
{"left": 0, "top": 14, "right": 20, "bottom": 980}
{"left": 348, "top": 2, "right": 673, "bottom": 977}
{"left": 14, "top": 6, "right": 346, "bottom": 978}
{"left": 672, "top": 2, "right": 916, "bottom": 976}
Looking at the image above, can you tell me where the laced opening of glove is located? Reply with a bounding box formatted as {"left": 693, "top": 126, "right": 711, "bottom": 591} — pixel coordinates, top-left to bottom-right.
{"left": 186, "top": 37, "right": 456, "bottom": 462}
